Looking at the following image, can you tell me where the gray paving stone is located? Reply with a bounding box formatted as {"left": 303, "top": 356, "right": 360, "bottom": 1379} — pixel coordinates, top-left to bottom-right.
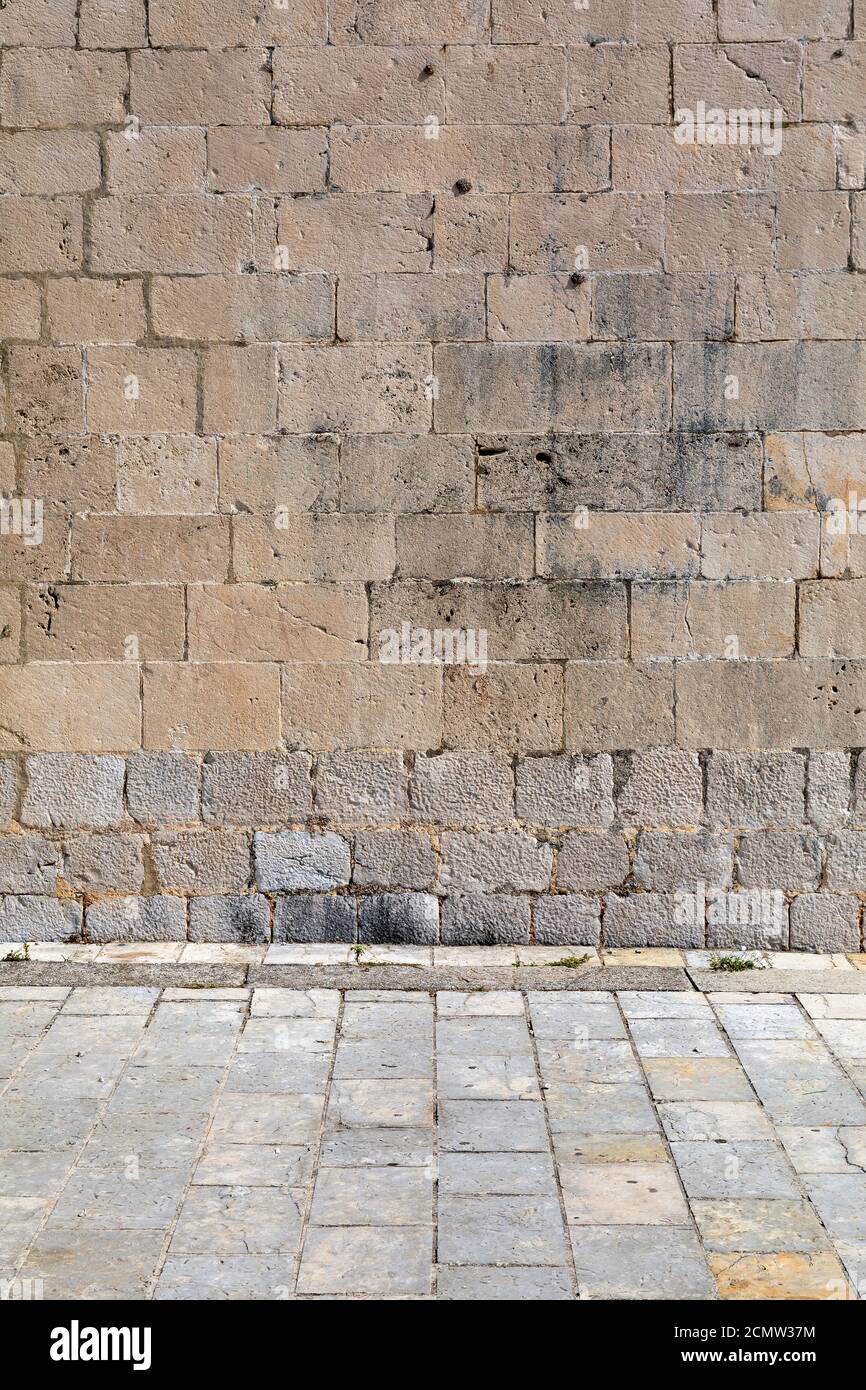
{"left": 0, "top": 1194, "right": 51, "bottom": 1265}
{"left": 618, "top": 991, "right": 714, "bottom": 1020}
{"left": 658, "top": 1100, "right": 774, "bottom": 1142}
{"left": 78, "top": 1111, "right": 211, "bottom": 1170}
{"left": 802, "top": 1173, "right": 866, "bottom": 1246}
{"left": 813, "top": 1018, "right": 866, "bottom": 1060}
{"left": 545, "top": 1083, "right": 659, "bottom": 1136}
{"left": 155, "top": 1255, "right": 295, "bottom": 1300}
{"left": 225, "top": 1052, "right": 330, "bottom": 1095}
{"left": 535, "top": 1039, "right": 642, "bottom": 1086}
{"left": 193, "top": 1145, "right": 314, "bottom": 1188}
{"left": 341, "top": 999, "right": 433, "bottom": 1039}
{"left": 436, "top": 990, "right": 523, "bottom": 1016}
{"left": 309, "top": 1167, "right": 431, "bottom": 1226}
{"left": 49, "top": 1167, "right": 189, "bottom": 1230}
{"left": 571, "top": 1226, "right": 715, "bottom": 1300}
{"left": 238, "top": 1017, "right": 336, "bottom": 1053}
{"left": 560, "top": 1162, "right": 690, "bottom": 1225}
{"left": 320, "top": 1127, "right": 434, "bottom": 1168}
{"left": 671, "top": 1140, "right": 800, "bottom": 1200}
{"left": 334, "top": 1037, "right": 434, "bottom": 1080}
{"left": 62, "top": 986, "right": 159, "bottom": 1015}
{"left": 691, "top": 1198, "right": 831, "bottom": 1253}
{"left": 438, "top": 1152, "right": 558, "bottom": 1197}
{"left": 438, "top": 1195, "right": 569, "bottom": 1266}
{"left": 0, "top": 1151, "right": 72, "bottom": 1198}
{"left": 436, "top": 1265, "right": 573, "bottom": 1299}
{"left": 733, "top": 1038, "right": 866, "bottom": 1126}
{"left": 527, "top": 995, "right": 626, "bottom": 1040}
{"left": 328, "top": 1080, "right": 433, "bottom": 1128}
{"left": 0, "top": 1095, "right": 101, "bottom": 1149}
{"left": 439, "top": 1099, "right": 549, "bottom": 1152}
{"left": 18, "top": 1229, "right": 165, "bottom": 1300}
{"left": 297, "top": 1226, "right": 432, "bottom": 1296}
{"left": 714, "top": 1002, "right": 815, "bottom": 1039}
{"left": 210, "top": 1094, "right": 324, "bottom": 1146}
{"left": 438, "top": 1054, "right": 539, "bottom": 1100}
{"left": 436, "top": 1016, "right": 532, "bottom": 1056}
{"left": 170, "top": 1186, "right": 305, "bottom": 1255}
{"left": 778, "top": 1125, "right": 866, "bottom": 1175}
{"left": 628, "top": 1018, "right": 730, "bottom": 1058}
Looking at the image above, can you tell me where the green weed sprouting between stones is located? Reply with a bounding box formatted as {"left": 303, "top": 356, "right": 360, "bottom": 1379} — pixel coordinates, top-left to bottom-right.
{"left": 708, "top": 953, "right": 757, "bottom": 972}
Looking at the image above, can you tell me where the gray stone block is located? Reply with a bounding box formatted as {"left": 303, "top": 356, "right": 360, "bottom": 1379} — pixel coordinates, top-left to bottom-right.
{"left": 808, "top": 750, "right": 850, "bottom": 831}
{"left": 188, "top": 893, "right": 270, "bottom": 943}
{"left": 706, "top": 751, "right": 805, "bottom": 829}
{"left": 556, "top": 831, "right": 629, "bottom": 891}
{"left": 273, "top": 894, "right": 357, "bottom": 942}
{"left": 22, "top": 754, "right": 125, "bottom": 829}
{"left": 410, "top": 753, "right": 514, "bottom": 826}
{"left": 316, "top": 751, "right": 406, "bottom": 824}
{"left": 826, "top": 831, "right": 866, "bottom": 891}
{"left": 85, "top": 895, "right": 187, "bottom": 942}
{"left": 127, "top": 752, "right": 200, "bottom": 826}
{"left": 0, "top": 894, "right": 82, "bottom": 941}
{"left": 736, "top": 831, "right": 821, "bottom": 891}
{"left": 202, "top": 751, "right": 312, "bottom": 825}
{"left": 254, "top": 830, "right": 350, "bottom": 890}
{"left": 0, "top": 833, "right": 62, "bottom": 893}
{"left": 515, "top": 754, "right": 614, "bottom": 826}
{"left": 441, "top": 894, "right": 530, "bottom": 945}
{"left": 706, "top": 892, "right": 789, "bottom": 950}
{"left": 439, "top": 831, "right": 552, "bottom": 892}
{"left": 790, "top": 894, "right": 860, "bottom": 952}
{"left": 603, "top": 893, "right": 703, "bottom": 948}
{"left": 617, "top": 747, "right": 703, "bottom": 827}
{"left": 152, "top": 829, "right": 251, "bottom": 893}
{"left": 633, "top": 831, "right": 734, "bottom": 891}
{"left": 358, "top": 892, "right": 439, "bottom": 944}
{"left": 0, "top": 758, "right": 18, "bottom": 825}
{"left": 63, "top": 833, "right": 145, "bottom": 892}
{"left": 534, "top": 894, "right": 600, "bottom": 945}
{"left": 352, "top": 830, "right": 437, "bottom": 889}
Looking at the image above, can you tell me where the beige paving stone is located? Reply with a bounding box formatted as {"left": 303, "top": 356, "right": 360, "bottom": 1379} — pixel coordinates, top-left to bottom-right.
{"left": 709, "top": 1250, "right": 854, "bottom": 1300}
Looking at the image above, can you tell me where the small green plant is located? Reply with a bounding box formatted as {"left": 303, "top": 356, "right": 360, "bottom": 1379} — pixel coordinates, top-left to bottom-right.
{"left": 709, "top": 953, "right": 757, "bottom": 972}
{"left": 5, "top": 941, "right": 31, "bottom": 962}
{"left": 351, "top": 943, "right": 367, "bottom": 962}
{"left": 523, "top": 953, "right": 591, "bottom": 970}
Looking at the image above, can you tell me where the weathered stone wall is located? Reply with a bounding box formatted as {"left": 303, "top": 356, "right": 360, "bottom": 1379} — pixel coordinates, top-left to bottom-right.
{"left": 1, "top": 1, "right": 865, "bottom": 948}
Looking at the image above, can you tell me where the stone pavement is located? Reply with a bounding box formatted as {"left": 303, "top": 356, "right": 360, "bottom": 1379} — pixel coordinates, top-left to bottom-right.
{"left": 4, "top": 980, "right": 866, "bottom": 1301}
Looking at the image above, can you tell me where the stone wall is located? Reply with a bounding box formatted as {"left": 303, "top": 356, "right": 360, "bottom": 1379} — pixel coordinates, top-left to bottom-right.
{"left": 1, "top": 0, "right": 865, "bottom": 948}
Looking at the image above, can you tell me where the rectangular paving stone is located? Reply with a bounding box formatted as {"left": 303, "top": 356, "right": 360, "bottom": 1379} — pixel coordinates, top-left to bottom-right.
{"left": 778, "top": 1126, "right": 866, "bottom": 1175}
{"left": 436, "top": 1265, "right": 573, "bottom": 1299}
{"left": 658, "top": 1100, "right": 775, "bottom": 1141}
{"left": 438, "top": 1153, "right": 558, "bottom": 1197}
{"left": 437, "top": 1055, "right": 540, "bottom": 1100}
{"left": 438, "top": 1195, "right": 570, "bottom": 1267}
{"left": 297, "top": 1226, "right": 432, "bottom": 1296}
{"left": 545, "top": 1084, "right": 659, "bottom": 1135}
{"left": 170, "top": 1186, "right": 304, "bottom": 1255}
{"left": 733, "top": 1038, "right": 866, "bottom": 1125}
{"left": 319, "top": 1128, "right": 434, "bottom": 1169}
{"left": 308, "top": 1167, "right": 431, "bottom": 1226}
{"left": 691, "top": 1198, "right": 831, "bottom": 1253}
{"left": 155, "top": 1255, "right": 296, "bottom": 1301}
{"left": 560, "top": 1162, "right": 690, "bottom": 1225}
{"left": 628, "top": 1019, "right": 730, "bottom": 1058}
{"left": 535, "top": 1039, "right": 642, "bottom": 1086}
{"left": 438, "top": 1099, "right": 549, "bottom": 1152}
{"left": 210, "top": 1094, "right": 324, "bottom": 1146}
{"left": 671, "top": 1140, "right": 800, "bottom": 1200}
{"left": 641, "top": 1057, "right": 755, "bottom": 1103}
{"left": 328, "top": 1080, "right": 433, "bottom": 1128}
{"left": 48, "top": 1167, "right": 189, "bottom": 1230}
{"left": 708, "top": 1250, "right": 853, "bottom": 1300}
{"left": 193, "top": 1145, "right": 314, "bottom": 1188}
{"left": 18, "top": 1229, "right": 165, "bottom": 1300}
{"left": 571, "top": 1226, "right": 716, "bottom": 1300}
{"left": 436, "top": 991, "right": 524, "bottom": 1016}
{"left": 714, "top": 1002, "right": 815, "bottom": 1039}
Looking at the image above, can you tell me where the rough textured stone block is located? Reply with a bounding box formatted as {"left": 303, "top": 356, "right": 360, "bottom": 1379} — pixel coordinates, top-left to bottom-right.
{"left": 358, "top": 893, "right": 439, "bottom": 945}
{"left": 123, "top": 752, "right": 198, "bottom": 827}
{"left": 254, "top": 831, "right": 351, "bottom": 891}
{"left": 808, "top": 751, "right": 850, "bottom": 830}
{"left": 0, "top": 835, "right": 62, "bottom": 894}
{"left": 737, "top": 832, "right": 822, "bottom": 892}
{"left": 152, "top": 830, "right": 251, "bottom": 894}
{"left": 63, "top": 833, "right": 145, "bottom": 892}
{"left": 315, "top": 752, "right": 406, "bottom": 825}
{"left": 440, "top": 831, "right": 552, "bottom": 893}
{"left": 353, "top": 831, "right": 437, "bottom": 890}
{"left": 617, "top": 749, "right": 703, "bottom": 828}
{"left": 22, "top": 755, "right": 125, "bottom": 829}
{"left": 410, "top": 754, "right": 513, "bottom": 826}
{"left": 0, "top": 760, "right": 18, "bottom": 827}
{"left": 633, "top": 833, "right": 734, "bottom": 892}
{"left": 0, "top": 894, "right": 82, "bottom": 942}
{"left": 202, "top": 752, "right": 312, "bottom": 825}
{"left": 85, "top": 895, "right": 186, "bottom": 943}
{"left": 515, "top": 755, "right": 614, "bottom": 827}
{"left": 441, "top": 894, "right": 530, "bottom": 945}
{"left": 604, "top": 894, "right": 702, "bottom": 949}
{"left": 557, "top": 832, "right": 630, "bottom": 892}
{"left": 444, "top": 664, "right": 562, "bottom": 754}
{"left": 826, "top": 833, "right": 866, "bottom": 891}
{"left": 534, "top": 894, "right": 600, "bottom": 946}
{"left": 274, "top": 894, "right": 356, "bottom": 943}
{"left": 706, "top": 752, "right": 806, "bottom": 830}
{"left": 789, "top": 895, "right": 860, "bottom": 952}
{"left": 188, "top": 894, "right": 270, "bottom": 944}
